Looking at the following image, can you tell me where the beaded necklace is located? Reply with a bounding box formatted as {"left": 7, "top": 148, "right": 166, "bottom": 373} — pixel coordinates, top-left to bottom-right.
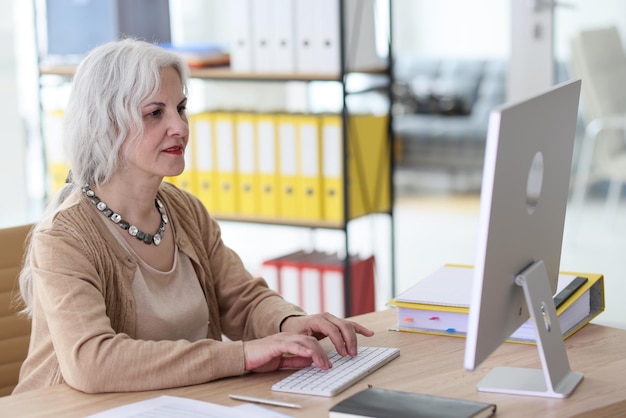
{"left": 82, "top": 184, "right": 168, "bottom": 245}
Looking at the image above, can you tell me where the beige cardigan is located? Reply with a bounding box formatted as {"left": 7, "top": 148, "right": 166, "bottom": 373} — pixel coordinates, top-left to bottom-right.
{"left": 14, "top": 182, "right": 304, "bottom": 394}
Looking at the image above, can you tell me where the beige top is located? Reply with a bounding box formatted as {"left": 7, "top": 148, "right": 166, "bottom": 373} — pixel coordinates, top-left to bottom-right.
{"left": 102, "top": 218, "right": 209, "bottom": 342}
{"left": 14, "top": 182, "right": 305, "bottom": 394}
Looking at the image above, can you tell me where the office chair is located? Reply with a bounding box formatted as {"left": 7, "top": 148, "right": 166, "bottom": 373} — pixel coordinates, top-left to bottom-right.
{"left": 0, "top": 224, "right": 33, "bottom": 396}
{"left": 570, "top": 26, "right": 626, "bottom": 222}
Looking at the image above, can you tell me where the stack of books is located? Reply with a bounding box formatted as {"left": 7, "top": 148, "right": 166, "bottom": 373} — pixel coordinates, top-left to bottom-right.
{"left": 387, "top": 265, "right": 604, "bottom": 344}
{"left": 260, "top": 250, "right": 376, "bottom": 318}
{"left": 166, "top": 112, "right": 390, "bottom": 224}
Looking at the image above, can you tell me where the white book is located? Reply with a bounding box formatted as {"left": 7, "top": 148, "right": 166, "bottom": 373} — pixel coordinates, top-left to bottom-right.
{"left": 389, "top": 265, "right": 603, "bottom": 344}
{"left": 229, "top": 0, "right": 253, "bottom": 72}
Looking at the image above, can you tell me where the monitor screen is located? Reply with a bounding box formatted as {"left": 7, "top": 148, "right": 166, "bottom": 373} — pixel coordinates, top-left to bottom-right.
{"left": 464, "top": 79, "right": 583, "bottom": 398}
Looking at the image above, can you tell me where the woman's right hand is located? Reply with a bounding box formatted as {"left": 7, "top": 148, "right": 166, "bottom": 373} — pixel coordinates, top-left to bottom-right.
{"left": 242, "top": 333, "right": 332, "bottom": 373}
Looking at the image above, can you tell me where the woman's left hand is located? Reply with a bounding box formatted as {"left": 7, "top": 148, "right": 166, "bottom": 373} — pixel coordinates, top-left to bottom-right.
{"left": 280, "top": 313, "right": 375, "bottom": 357}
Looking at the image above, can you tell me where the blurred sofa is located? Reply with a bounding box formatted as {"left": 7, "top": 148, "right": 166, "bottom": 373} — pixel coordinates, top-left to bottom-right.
{"left": 392, "top": 56, "right": 507, "bottom": 174}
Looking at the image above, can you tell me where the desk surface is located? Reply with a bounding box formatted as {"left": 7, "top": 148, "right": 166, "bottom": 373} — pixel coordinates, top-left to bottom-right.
{"left": 1, "top": 309, "right": 625, "bottom": 417}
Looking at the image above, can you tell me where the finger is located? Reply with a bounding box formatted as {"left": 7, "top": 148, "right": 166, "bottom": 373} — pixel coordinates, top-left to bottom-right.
{"left": 284, "top": 335, "right": 332, "bottom": 369}
{"left": 353, "top": 322, "right": 375, "bottom": 337}
{"left": 335, "top": 322, "right": 358, "bottom": 356}
{"left": 342, "top": 322, "right": 375, "bottom": 356}
{"left": 323, "top": 317, "right": 374, "bottom": 357}
{"left": 304, "top": 340, "right": 332, "bottom": 370}
{"left": 316, "top": 315, "right": 358, "bottom": 357}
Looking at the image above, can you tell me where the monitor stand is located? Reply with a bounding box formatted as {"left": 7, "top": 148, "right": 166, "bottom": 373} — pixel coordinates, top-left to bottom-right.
{"left": 476, "top": 260, "right": 584, "bottom": 398}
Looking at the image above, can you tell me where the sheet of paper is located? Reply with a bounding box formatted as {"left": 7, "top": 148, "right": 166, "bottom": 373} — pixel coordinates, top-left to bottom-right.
{"left": 395, "top": 266, "right": 474, "bottom": 307}
{"left": 396, "top": 265, "right": 578, "bottom": 307}
{"left": 232, "top": 403, "right": 294, "bottom": 417}
{"left": 87, "top": 395, "right": 250, "bottom": 418}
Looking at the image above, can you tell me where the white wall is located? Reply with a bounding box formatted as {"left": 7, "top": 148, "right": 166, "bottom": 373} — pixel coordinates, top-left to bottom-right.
{"left": 392, "top": 0, "right": 510, "bottom": 59}
{"left": 555, "top": 0, "right": 626, "bottom": 60}
{"left": 0, "top": 0, "right": 28, "bottom": 228}
{"left": 392, "top": 0, "right": 626, "bottom": 61}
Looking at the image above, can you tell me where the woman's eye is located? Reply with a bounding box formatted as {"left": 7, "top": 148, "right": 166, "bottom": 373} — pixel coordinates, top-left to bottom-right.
{"left": 147, "top": 109, "right": 163, "bottom": 117}
{"left": 177, "top": 105, "right": 187, "bottom": 115}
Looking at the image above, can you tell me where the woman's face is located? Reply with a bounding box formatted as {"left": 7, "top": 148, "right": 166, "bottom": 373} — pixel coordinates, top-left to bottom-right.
{"left": 125, "top": 66, "right": 189, "bottom": 180}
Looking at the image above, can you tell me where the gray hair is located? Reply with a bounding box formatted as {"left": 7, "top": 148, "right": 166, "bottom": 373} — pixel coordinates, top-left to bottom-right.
{"left": 67, "top": 37, "right": 189, "bottom": 187}
{"left": 17, "top": 38, "right": 189, "bottom": 315}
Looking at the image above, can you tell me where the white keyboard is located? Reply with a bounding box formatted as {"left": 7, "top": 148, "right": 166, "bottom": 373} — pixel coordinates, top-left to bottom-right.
{"left": 271, "top": 346, "right": 400, "bottom": 397}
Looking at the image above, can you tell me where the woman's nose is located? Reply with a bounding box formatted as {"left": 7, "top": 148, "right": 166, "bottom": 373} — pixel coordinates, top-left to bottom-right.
{"left": 169, "top": 112, "right": 189, "bottom": 137}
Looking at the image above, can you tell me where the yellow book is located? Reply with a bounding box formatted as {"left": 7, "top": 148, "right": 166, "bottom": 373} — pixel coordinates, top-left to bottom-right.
{"left": 176, "top": 114, "right": 197, "bottom": 196}
{"left": 320, "top": 114, "right": 391, "bottom": 223}
{"left": 213, "top": 112, "right": 238, "bottom": 215}
{"left": 295, "top": 114, "right": 323, "bottom": 221}
{"left": 277, "top": 113, "right": 299, "bottom": 219}
{"left": 163, "top": 176, "right": 179, "bottom": 187}
{"left": 235, "top": 112, "right": 259, "bottom": 216}
{"left": 256, "top": 114, "right": 280, "bottom": 218}
{"left": 49, "top": 162, "right": 71, "bottom": 195}
{"left": 190, "top": 112, "right": 217, "bottom": 212}
{"left": 320, "top": 114, "right": 344, "bottom": 223}
{"left": 387, "top": 265, "right": 605, "bottom": 345}
{"left": 347, "top": 114, "right": 391, "bottom": 218}
{"left": 44, "top": 109, "right": 69, "bottom": 195}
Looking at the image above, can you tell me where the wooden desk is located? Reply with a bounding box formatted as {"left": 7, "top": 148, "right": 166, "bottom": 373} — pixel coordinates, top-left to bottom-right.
{"left": 1, "top": 309, "right": 625, "bottom": 417}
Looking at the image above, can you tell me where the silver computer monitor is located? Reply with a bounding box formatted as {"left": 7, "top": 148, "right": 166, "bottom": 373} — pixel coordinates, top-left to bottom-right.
{"left": 464, "top": 79, "right": 583, "bottom": 398}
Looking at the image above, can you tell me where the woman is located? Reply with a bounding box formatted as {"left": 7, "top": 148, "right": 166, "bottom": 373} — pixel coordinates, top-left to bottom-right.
{"left": 13, "top": 38, "right": 374, "bottom": 394}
